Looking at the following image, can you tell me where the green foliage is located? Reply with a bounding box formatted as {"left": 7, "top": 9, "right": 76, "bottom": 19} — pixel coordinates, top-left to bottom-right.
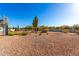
{"left": 55, "top": 27, "right": 60, "bottom": 29}
{"left": 73, "top": 24, "right": 79, "bottom": 29}
{"left": 39, "top": 25, "right": 48, "bottom": 30}
{"left": 39, "top": 25, "right": 49, "bottom": 34}
{"left": 63, "top": 29, "right": 69, "bottom": 33}
{"left": 61, "top": 25, "right": 70, "bottom": 29}
{"left": 48, "top": 26, "right": 56, "bottom": 30}
{"left": 8, "top": 32, "right": 15, "bottom": 36}
{"left": 8, "top": 33, "right": 14, "bottom": 36}
{"left": 15, "top": 25, "right": 20, "bottom": 31}
{"left": 19, "top": 32, "right": 27, "bottom": 36}
{"left": 32, "top": 16, "right": 38, "bottom": 28}
{"left": 8, "top": 31, "right": 28, "bottom": 36}
{"left": 25, "top": 26, "right": 32, "bottom": 30}
{"left": 32, "top": 16, "right": 38, "bottom": 33}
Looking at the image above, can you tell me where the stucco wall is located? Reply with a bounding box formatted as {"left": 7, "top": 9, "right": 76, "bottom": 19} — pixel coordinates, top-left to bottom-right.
{"left": 0, "top": 27, "right": 4, "bottom": 35}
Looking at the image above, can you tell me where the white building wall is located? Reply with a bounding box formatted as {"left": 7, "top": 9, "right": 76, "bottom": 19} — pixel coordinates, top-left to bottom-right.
{"left": 0, "top": 27, "right": 4, "bottom": 35}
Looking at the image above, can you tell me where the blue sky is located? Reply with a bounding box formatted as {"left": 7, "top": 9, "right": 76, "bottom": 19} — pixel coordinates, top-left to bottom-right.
{"left": 0, "top": 3, "right": 78, "bottom": 27}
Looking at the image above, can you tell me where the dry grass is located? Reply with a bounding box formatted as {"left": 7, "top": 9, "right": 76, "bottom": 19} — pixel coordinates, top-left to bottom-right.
{"left": 0, "top": 32, "right": 79, "bottom": 56}
{"left": 0, "top": 36, "right": 4, "bottom": 40}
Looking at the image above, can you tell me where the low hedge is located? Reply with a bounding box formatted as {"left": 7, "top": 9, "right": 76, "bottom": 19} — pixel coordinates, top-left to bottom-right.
{"left": 8, "top": 32, "right": 28, "bottom": 36}
{"left": 63, "top": 29, "right": 69, "bottom": 33}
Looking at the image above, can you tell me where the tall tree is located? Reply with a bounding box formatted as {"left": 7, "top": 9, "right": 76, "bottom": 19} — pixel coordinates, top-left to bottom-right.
{"left": 73, "top": 24, "right": 79, "bottom": 30}
{"left": 15, "top": 25, "right": 20, "bottom": 31}
{"left": 25, "top": 25, "right": 32, "bottom": 30}
{"left": 32, "top": 16, "right": 38, "bottom": 33}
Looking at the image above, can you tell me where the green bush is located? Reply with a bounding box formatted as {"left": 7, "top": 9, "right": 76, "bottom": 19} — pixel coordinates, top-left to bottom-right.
{"left": 8, "top": 31, "right": 28, "bottom": 36}
{"left": 8, "top": 32, "right": 14, "bottom": 36}
{"left": 63, "top": 29, "right": 69, "bottom": 33}
{"left": 19, "top": 32, "right": 27, "bottom": 36}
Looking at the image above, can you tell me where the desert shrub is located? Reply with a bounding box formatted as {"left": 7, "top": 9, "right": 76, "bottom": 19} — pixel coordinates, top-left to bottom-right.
{"left": 39, "top": 25, "right": 48, "bottom": 31}
{"left": 46, "top": 32, "right": 48, "bottom": 35}
{"left": 73, "top": 24, "right": 79, "bottom": 30}
{"left": 24, "top": 26, "right": 32, "bottom": 30}
{"left": 63, "top": 29, "right": 69, "bottom": 33}
{"left": 41, "top": 30, "right": 47, "bottom": 33}
{"left": 8, "top": 34, "right": 14, "bottom": 36}
{"left": 77, "top": 32, "right": 79, "bottom": 35}
{"left": 8, "top": 31, "right": 28, "bottom": 36}
{"left": 19, "top": 32, "right": 27, "bottom": 36}
{"left": 76, "top": 29, "right": 79, "bottom": 35}
{"left": 8, "top": 32, "right": 14, "bottom": 36}
{"left": 13, "top": 31, "right": 20, "bottom": 35}
{"left": 14, "top": 33, "right": 19, "bottom": 35}
{"left": 39, "top": 33, "right": 42, "bottom": 36}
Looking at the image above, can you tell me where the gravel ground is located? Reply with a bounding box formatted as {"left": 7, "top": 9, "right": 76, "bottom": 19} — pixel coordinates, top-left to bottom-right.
{"left": 0, "top": 32, "right": 79, "bottom": 56}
